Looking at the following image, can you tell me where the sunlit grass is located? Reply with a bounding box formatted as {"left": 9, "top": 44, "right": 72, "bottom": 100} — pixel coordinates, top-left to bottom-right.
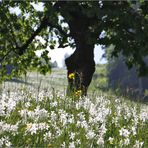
{"left": 0, "top": 69, "right": 147, "bottom": 147}
{"left": 0, "top": 87, "right": 147, "bottom": 147}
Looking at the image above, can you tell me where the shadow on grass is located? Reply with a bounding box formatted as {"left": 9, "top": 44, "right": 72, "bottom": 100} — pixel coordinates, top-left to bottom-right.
{"left": 6, "top": 78, "right": 32, "bottom": 85}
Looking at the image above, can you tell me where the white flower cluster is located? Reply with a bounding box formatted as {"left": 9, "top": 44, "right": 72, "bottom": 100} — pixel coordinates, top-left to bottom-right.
{"left": 0, "top": 121, "right": 18, "bottom": 135}
{"left": 119, "top": 127, "right": 131, "bottom": 138}
{"left": 19, "top": 106, "right": 49, "bottom": 121}
{"left": 0, "top": 83, "right": 147, "bottom": 147}
{"left": 26, "top": 122, "right": 49, "bottom": 135}
{"left": 0, "top": 136, "right": 12, "bottom": 147}
{"left": 0, "top": 97, "right": 16, "bottom": 116}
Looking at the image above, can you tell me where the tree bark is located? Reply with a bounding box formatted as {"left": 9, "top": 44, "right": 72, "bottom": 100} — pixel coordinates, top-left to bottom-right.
{"left": 57, "top": 2, "right": 98, "bottom": 96}
{"left": 65, "top": 44, "right": 95, "bottom": 96}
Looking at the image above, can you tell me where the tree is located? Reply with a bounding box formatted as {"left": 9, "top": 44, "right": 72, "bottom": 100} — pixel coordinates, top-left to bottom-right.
{"left": 51, "top": 61, "right": 58, "bottom": 68}
{"left": 0, "top": 1, "right": 148, "bottom": 95}
{"left": 107, "top": 49, "right": 148, "bottom": 97}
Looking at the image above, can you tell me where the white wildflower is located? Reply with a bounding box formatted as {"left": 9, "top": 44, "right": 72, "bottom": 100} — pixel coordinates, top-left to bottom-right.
{"left": 0, "top": 136, "right": 12, "bottom": 147}
{"left": 61, "top": 142, "right": 66, "bottom": 148}
{"left": 34, "top": 106, "right": 49, "bottom": 119}
{"left": 89, "top": 103, "right": 97, "bottom": 116}
{"left": 97, "top": 137, "right": 104, "bottom": 146}
{"left": 26, "top": 123, "right": 37, "bottom": 135}
{"left": 132, "top": 126, "right": 137, "bottom": 135}
{"left": 133, "top": 140, "right": 144, "bottom": 148}
{"left": 86, "top": 130, "right": 95, "bottom": 139}
{"left": 119, "top": 127, "right": 130, "bottom": 138}
{"left": 70, "top": 132, "right": 75, "bottom": 140}
{"left": 24, "top": 102, "right": 31, "bottom": 108}
{"left": 68, "top": 115, "right": 74, "bottom": 124}
{"left": 78, "top": 112, "right": 85, "bottom": 121}
{"left": 7, "top": 98, "right": 16, "bottom": 113}
{"left": 127, "top": 112, "right": 132, "bottom": 119}
{"left": 50, "top": 101, "right": 58, "bottom": 107}
{"left": 76, "top": 139, "right": 81, "bottom": 145}
{"left": 43, "top": 131, "right": 52, "bottom": 141}
{"left": 108, "top": 137, "right": 114, "bottom": 145}
{"left": 50, "top": 111, "right": 57, "bottom": 121}
{"left": 124, "top": 138, "right": 130, "bottom": 145}
{"left": 112, "top": 116, "right": 119, "bottom": 126}
{"left": 82, "top": 98, "right": 91, "bottom": 110}
{"left": 0, "top": 100, "right": 6, "bottom": 116}
{"left": 69, "top": 141, "right": 75, "bottom": 148}
{"left": 19, "top": 109, "right": 28, "bottom": 118}
{"left": 99, "top": 123, "right": 107, "bottom": 135}
{"left": 59, "top": 109, "right": 68, "bottom": 126}
{"left": 0, "top": 121, "right": 18, "bottom": 134}
{"left": 2, "top": 93, "right": 7, "bottom": 99}
{"left": 27, "top": 110, "right": 35, "bottom": 119}
{"left": 39, "top": 122, "right": 49, "bottom": 130}
{"left": 26, "top": 122, "right": 49, "bottom": 135}
{"left": 76, "top": 102, "right": 81, "bottom": 110}
{"left": 94, "top": 113, "right": 104, "bottom": 123}
{"left": 55, "top": 127, "right": 62, "bottom": 136}
{"left": 38, "top": 91, "right": 45, "bottom": 101}
{"left": 140, "top": 110, "right": 148, "bottom": 122}
{"left": 24, "top": 106, "right": 49, "bottom": 121}
{"left": 80, "top": 120, "right": 88, "bottom": 129}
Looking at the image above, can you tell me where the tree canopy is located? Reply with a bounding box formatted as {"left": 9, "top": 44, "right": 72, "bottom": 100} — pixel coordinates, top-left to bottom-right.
{"left": 0, "top": 1, "right": 148, "bottom": 82}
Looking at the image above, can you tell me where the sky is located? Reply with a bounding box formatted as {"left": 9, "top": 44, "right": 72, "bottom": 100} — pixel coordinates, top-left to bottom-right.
{"left": 9, "top": 2, "right": 107, "bottom": 67}
{"left": 36, "top": 45, "right": 106, "bottom": 68}
{"left": 49, "top": 45, "right": 106, "bottom": 67}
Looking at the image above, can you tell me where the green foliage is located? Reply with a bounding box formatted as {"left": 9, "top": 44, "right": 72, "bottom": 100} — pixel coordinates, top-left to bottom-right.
{"left": 0, "top": 1, "right": 148, "bottom": 81}
{"left": 90, "top": 64, "right": 108, "bottom": 91}
{"left": 144, "top": 89, "right": 148, "bottom": 97}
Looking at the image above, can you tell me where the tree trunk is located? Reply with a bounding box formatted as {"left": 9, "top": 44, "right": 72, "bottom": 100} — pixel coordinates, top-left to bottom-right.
{"left": 65, "top": 44, "right": 95, "bottom": 96}
{"left": 58, "top": 2, "right": 98, "bottom": 96}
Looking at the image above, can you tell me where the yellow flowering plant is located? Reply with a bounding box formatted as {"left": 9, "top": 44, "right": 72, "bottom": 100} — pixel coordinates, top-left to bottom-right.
{"left": 75, "top": 89, "right": 82, "bottom": 97}
{"left": 68, "top": 73, "right": 75, "bottom": 80}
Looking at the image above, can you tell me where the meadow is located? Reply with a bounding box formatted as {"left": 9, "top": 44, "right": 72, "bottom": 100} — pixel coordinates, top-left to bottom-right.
{"left": 0, "top": 68, "right": 148, "bottom": 148}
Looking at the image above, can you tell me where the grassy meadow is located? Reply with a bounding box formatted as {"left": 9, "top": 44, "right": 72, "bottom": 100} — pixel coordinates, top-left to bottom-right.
{"left": 0, "top": 67, "right": 148, "bottom": 148}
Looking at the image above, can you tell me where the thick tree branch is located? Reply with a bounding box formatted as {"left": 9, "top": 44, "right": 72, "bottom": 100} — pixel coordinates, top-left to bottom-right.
{"left": 18, "top": 16, "right": 70, "bottom": 55}
{"left": 16, "top": 2, "right": 71, "bottom": 55}
{"left": 18, "top": 17, "right": 49, "bottom": 55}
{"left": 1, "top": 3, "right": 70, "bottom": 61}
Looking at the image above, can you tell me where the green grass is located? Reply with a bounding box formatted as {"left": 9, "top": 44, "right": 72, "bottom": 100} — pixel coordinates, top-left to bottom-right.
{"left": 0, "top": 68, "right": 147, "bottom": 147}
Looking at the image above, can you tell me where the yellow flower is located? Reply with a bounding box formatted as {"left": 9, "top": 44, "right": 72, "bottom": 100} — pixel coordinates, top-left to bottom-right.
{"left": 108, "top": 137, "right": 114, "bottom": 145}
{"left": 48, "top": 144, "right": 52, "bottom": 147}
{"left": 113, "top": 112, "right": 117, "bottom": 116}
{"left": 75, "top": 90, "right": 82, "bottom": 96}
{"left": 68, "top": 73, "right": 75, "bottom": 79}
{"left": 26, "top": 123, "right": 32, "bottom": 130}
